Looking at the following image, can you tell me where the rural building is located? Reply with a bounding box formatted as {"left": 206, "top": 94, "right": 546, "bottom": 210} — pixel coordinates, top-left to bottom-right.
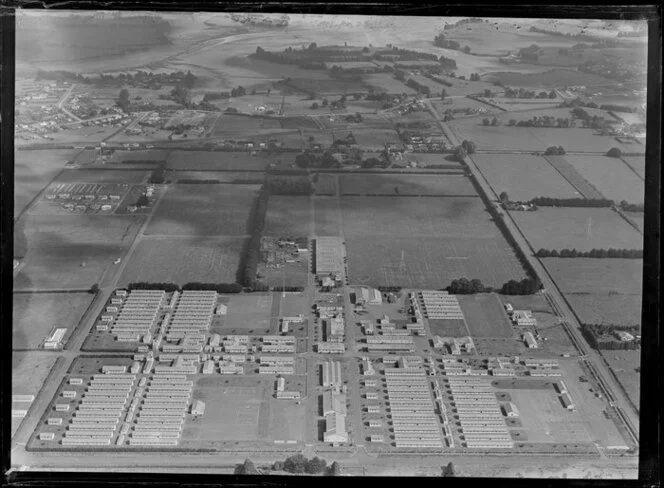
{"left": 614, "top": 331, "right": 635, "bottom": 342}
{"left": 44, "top": 328, "right": 67, "bottom": 349}
{"left": 370, "top": 435, "right": 384, "bottom": 443}
{"left": 325, "top": 316, "right": 345, "bottom": 339}
{"left": 418, "top": 290, "right": 465, "bottom": 319}
{"left": 523, "top": 332, "right": 538, "bottom": 349}
{"left": 555, "top": 381, "right": 568, "bottom": 394}
{"left": 367, "top": 405, "right": 381, "bottom": 413}
{"left": 512, "top": 310, "right": 537, "bottom": 326}
{"left": 277, "top": 377, "right": 286, "bottom": 392}
{"left": 362, "top": 357, "right": 375, "bottom": 376}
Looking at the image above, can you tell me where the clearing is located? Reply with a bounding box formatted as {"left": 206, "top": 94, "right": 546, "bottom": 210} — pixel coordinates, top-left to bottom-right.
{"left": 458, "top": 293, "right": 515, "bottom": 338}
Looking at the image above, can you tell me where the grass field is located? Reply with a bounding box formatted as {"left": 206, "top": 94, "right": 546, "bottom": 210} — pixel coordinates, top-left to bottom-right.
{"left": 472, "top": 153, "right": 581, "bottom": 201}
{"left": 14, "top": 150, "right": 77, "bottom": 218}
{"left": 279, "top": 293, "right": 309, "bottom": 317}
{"left": 13, "top": 292, "right": 93, "bottom": 350}
{"left": 485, "top": 68, "right": 614, "bottom": 88}
{"left": 566, "top": 294, "right": 642, "bottom": 326}
{"left": 427, "top": 319, "right": 468, "bottom": 337}
{"left": 12, "top": 352, "right": 59, "bottom": 437}
{"left": 145, "top": 184, "right": 259, "bottom": 236}
{"left": 52, "top": 169, "right": 150, "bottom": 183}
{"left": 263, "top": 196, "right": 311, "bottom": 237}
{"left": 541, "top": 258, "right": 643, "bottom": 295}
{"left": 511, "top": 207, "right": 643, "bottom": 251}
{"left": 602, "top": 350, "right": 640, "bottom": 410}
{"left": 210, "top": 114, "right": 281, "bottom": 136}
{"left": 171, "top": 171, "right": 264, "bottom": 183}
{"left": 621, "top": 156, "right": 646, "bottom": 179}
{"left": 339, "top": 174, "right": 477, "bottom": 196}
{"left": 225, "top": 294, "right": 273, "bottom": 332}
{"left": 166, "top": 151, "right": 271, "bottom": 171}
{"left": 351, "top": 128, "right": 401, "bottom": 149}
{"left": 458, "top": 293, "right": 514, "bottom": 338}
{"left": 118, "top": 236, "right": 245, "bottom": 286}
{"left": 564, "top": 155, "right": 645, "bottom": 204}
{"left": 313, "top": 197, "right": 341, "bottom": 236}
{"left": 107, "top": 150, "right": 171, "bottom": 164}
{"left": 313, "top": 174, "right": 337, "bottom": 195}
{"left": 624, "top": 212, "right": 644, "bottom": 233}
{"left": 403, "top": 154, "right": 464, "bottom": 169}
{"left": 340, "top": 197, "right": 496, "bottom": 238}
{"left": 544, "top": 156, "right": 605, "bottom": 200}
{"left": 364, "top": 73, "right": 418, "bottom": 94}
{"left": 346, "top": 235, "right": 524, "bottom": 289}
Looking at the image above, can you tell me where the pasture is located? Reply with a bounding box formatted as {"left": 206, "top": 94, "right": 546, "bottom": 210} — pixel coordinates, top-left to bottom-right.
{"left": 403, "top": 153, "right": 464, "bottom": 169}
{"left": 472, "top": 153, "right": 581, "bottom": 201}
{"left": 171, "top": 171, "right": 263, "bottom": 183}
{"left": 107, "top": 150, "right": 171, "bottom": 164}
{"left": 145, "top": 184, "right": 259, "bottom": 236}
{"left": 209, "top": 114, "right": 281, "bottom": 136}
{"left": 345, "top": 235, "right": 525, "bottom": 289}
{"left": 352, "top": 128, "right": 401, "bottom": 149}
{"left": 263, "top": 196, "right": 311, "bottom": 237}
{"left": 313, "top": 174, "right": 338, "bottom": 195}
{"left": 485, "top": 68, "right": 614, "bottom": 88}
{"left": 458, "top": 293, "right": 515, "bottom": 338}
{"left": 13, "top": 292, "right": 94, "bottom": 350}
{"left": 340, "top": 196, "right": 498, "bottom": 238}
{"left": 364, "top": 73, "right": 418, "bottom": 94}
{"left": 166, "top": 151, "right": 271, "bottom": 171}
{"left": 52, "top": 169, "right": 150, "bottom": 183}
{"left": 602, "top": 350, "right": 640, "bottom": 410}
{"left": 566, "top": 294, "right": 642, "bottom": 326}
{"left": 224, "top": 294, "right": 273, "bottom": 332}
{"left": 14, "top": 149, "right": 77, "bottom": 218}
{"left": 11, "top": 352, "right": 59, "bottom": 436}
{"left": 117, "top": 236, "right": 245, "bottom": 286}
{"left": 339, "top": 174, "right": 477, "bottom": 196}
{"left": 511, "top": 207, "right": 644, "bottom": 251}
{"left": 625, "top": 212, "right": 644, "bottom": 233}
{"left": 544, "top": 156, "right": 605, "bottom": 199}
{"left": 541, "top": 258, "right": 643, "bottom": 295}
{"left": 564, "top": 155, "right": 645, "bottom": 204}
{"left": 313, "top": 197, "right": 341, "bottom": 236}
{"left": 621, "top": 156, "right": 646, "bottom": 179}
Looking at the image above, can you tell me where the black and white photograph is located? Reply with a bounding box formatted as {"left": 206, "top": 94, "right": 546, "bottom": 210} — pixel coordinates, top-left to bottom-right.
{"left": 3, "top": 5, "right": 660, "bottom": 483}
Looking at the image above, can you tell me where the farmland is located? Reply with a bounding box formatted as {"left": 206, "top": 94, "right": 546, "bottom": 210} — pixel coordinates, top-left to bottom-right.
{"left": 511, "top": 207, "right": 643, "bottom": 251}
{"left": 541, "top": 258, "right": 643, "bottom": 295}
{"left": 345, "top": 235, "right": 524, "bottom": 289}
{"left": 544, "top": 156, "right": 605, "bottom": 199}
{"left": 621, "top": 156, "right": 646, "bottom": 179}
{"left": 566, "top": 294, "right": 642, "bottom": 326}
{"left": 51, "top": 169, "right": 150, "bottom": 183}
{"left": 484, "top": 69, "right": 614, "bottom": 88}
{"left": 472, "top": 153, "right": 581, "bottom": 201}
{"left": 145, "top": 184, "right": 259, "bottom": 236}
{"left": 364, "top": 73, "right": 418, "bottom": 94}
{"left": 117, "top": 236, "right": 246, "bottom": 286}
{"left": 458, "top": 293, "right": 515, "bottom": 338}
{"left": 602, "top": 350, "right": 641, "bottom": 410}
{"left": 166, "top": 151, "right": 272, "bottom": 171}
{"left": 313, "top": 174, "right": 337, "bottom": 195}
{"left": 313, "top": 197, "right": 341, "bottom": 236}
{"left": 564, "top": 155, "right": 645, "bottom": 204}
{"left": 339, "top": 174, "right": 477, "bottom": 196}
{"left": 351, "top": 128, "right": 401, "bottom": 149}
{"left": 13, "top": 293, "right": 94, "bottom": 350}
{"left": 263, "top": 196, "right": 312, "bottom": 237}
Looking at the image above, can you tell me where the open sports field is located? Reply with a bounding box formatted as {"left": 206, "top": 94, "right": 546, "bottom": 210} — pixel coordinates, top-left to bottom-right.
{"left": 13, "top": 292, "right": 93, "bottom": 350}
{"left": 472, "top": 153, "right": 580, "bottom": 201}
{"left": 51, "top": 169, "right": 149, "bottom": 183}
{"left": 364, "top": 73, "right": 418, "bottom": 94}
{"left": 263, "top": 196, "right": 311, "bottom": 237}
{"left": 183, "top": 377, "right": 270, "bottom": 445}
{"left": 14, "top": 150, "right": 77, "bottom": 218}
{"left": 341, "top": 196, "right": 496, "bottom": 238}
{"left": 543, "top": 156, "right": 605, "bottom": 200}
{"left": 313, "top": 197, "right": 341, "bottom": 236}
{"left": 427, "top": 319, "right": 468, "bottom": 337}
{"left": 339, "top": 174, "right": 477, "bottom": 196}
{"left": 564, "top": 155, "right": 645, "bottom": 204}
{"left": 14, "top": 215, "right": 144, "bottom": 291}
{"left": 279, "top": 293, "right": 309, "bottom": 317}
{"left": 458, "top": 293, "right": 514, "bottom": 338}
{"left": 450, "top": 121, "right": 637, "bottom": 153}
{"left": 166, "top": 151, "right": 271, "bottom": 171}
{"left": 602, "top": 350, "right": 640, "bottom": 411}
{"left": 541, "top": 258, "right": 643, "bottom": 295}
{"left": 345, "top": 235, "right": 524, "bottom": 289}
{"left": 145, "top": 184, "right": 259, "bottom": 236}
{"left": 225, "top": 294, "right": 273, "bottom": 331}
{"left": 621, "top": 156, "right": 646, "bottom": 179}
{"left": 511, "top": 207, "right": 643, "bottom": 252}
{"left": 566, "top": 294, "right": 642, "bottom": 326}
{"left": 117, "top": 236, "right": 245, "bottom": 286}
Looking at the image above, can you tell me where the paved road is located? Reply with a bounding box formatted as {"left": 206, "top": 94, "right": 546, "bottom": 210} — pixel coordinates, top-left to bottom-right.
{"left": 425, "top": 98, "right": 639, "bottom": 446}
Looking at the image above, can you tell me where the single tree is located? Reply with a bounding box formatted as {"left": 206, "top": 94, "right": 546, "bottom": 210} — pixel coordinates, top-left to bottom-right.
{"left": 136, "top": 195, "right": 150, "bottom": 207}
{"left": 606, "top": 147, "right": 622, "bottom": 158}
{"left": 329, "top": 461, "right": 341, "bottom": 476}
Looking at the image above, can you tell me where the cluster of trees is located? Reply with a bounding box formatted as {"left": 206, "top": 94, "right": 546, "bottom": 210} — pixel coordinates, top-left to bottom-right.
{"left": 433, "top": 34, "right": 471, "bottom": 54}
{"left": 345, "top": 112, "right": 363, "bottom": 123}
{"left": 570, "top": 107, "right": 611, "bottom": 130}
{"left": 148, "top": 164, "right": 167, "bottom": 184}
{"left": 453, "top": 140, "right": 476, "bottom": 162}
{"left": 378, "top": 286, "right": 402, "bottom": 292}
{"left": 544, "top": 146, "right": 566, "bottom": 155}
{"left": 482, "top": 117, "right": 501, "bottom": 126}
{"left": 535, "top": 248, "right": 643, "bottom": 259}
{"left": 620, "top": 200, "right": 644, "bottom": 212}
{"left": 202, "top": 85, "right": 248, "bottom": 101}
{"left": 507, "top": 115, "right": 571, "bottom": 128}
{"left": 469, "top": 73, "right": 481, "bottom": 81}
{"left": 116, "top": 88, "right": 131, "bottom": 114}
{"left": 176, "top": 179, "right": 221, "bottom": 184}
{"left": 500, "top": 277, "right": 542, "bottom": 295}
{"left": 36, "top": 69, "right": 195, "bottom": 90}
{"left": 266, "top": 176, "right": 314, "bottom": 195}
{"left": 237, "top": 185, "right": 270, "bottom": 288}
{"left": 504, "top": 86, "right": 556, "bottom": 99}
{"left": 271, "top": 454, "right": 337, "bottom": 475}
{"left": 128, "top": 282, "right": 179, "bottom": 292}
{"left": 422, "top": 72, "right": 453, "bottom": 87}
{"left": 529, "top": 196, "right": 612, "bottom": 207}
{"left": 518, "top": 44, "right": 542, "bottom": 62}
{"left": 271, "top": 286, "right": 305, "bottom": 292}
{"left": 442, "top": 462, "right": 456, "bottom": 477}
{"left": 405, "top": 78, "right": 432, "bottom": 96}
{"left": 560, "top": 98, "right": 599, "bottom": 110}
{"left": 600, "top": 104, "right": 636, "bottom": 113}
{"left": 581, "top": 324, "right": 640, "bottom": 350}
{"left": 529, "top": 26, "right": 599, "bottom": 42}
{"left": 446, "top": 278, "right": 488, "bottom": 294}
{"left": 606, "top": 147, "right": 622, "bottom": 158}
{"left": 126, "top": 282, "right": 243, "bottom": 293}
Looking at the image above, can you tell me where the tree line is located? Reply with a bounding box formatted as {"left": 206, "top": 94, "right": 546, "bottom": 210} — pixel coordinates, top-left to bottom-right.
{"left": 529, "top": 196, "right": 612, "bottom": 207}
{"left": 235, "top": 456, "right": 340, "bottom": 476}
{"left": 504, "top": 86, "right": 556, "bottom": 99}
{"left": 126, "top": 282, "right": 242, "bottom": 293}
{"left": 536, "top": 248, "right": 643, "bottom": 259}
{"left": 444, "top": 276, "right": 541, "bottom": 295}
{"left": 237, "top": 184, "right": 270, "bottom": 289}
{"left": 266, "top": 176, "right": 314, "bottom": 195}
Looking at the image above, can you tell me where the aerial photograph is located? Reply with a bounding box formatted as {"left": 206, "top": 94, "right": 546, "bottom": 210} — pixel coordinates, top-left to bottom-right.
{"left": 9, "top": 9, "right": 651, "bottom": 480}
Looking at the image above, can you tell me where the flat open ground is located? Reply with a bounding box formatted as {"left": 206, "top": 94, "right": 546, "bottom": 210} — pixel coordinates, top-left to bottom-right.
{"left": 351, "top": 128, "right": 401, "bottom": 149}
{"left": 362, "top": 73, "right": 417, "bottom": 94}
{"left": 346, "top": 235, "right": 524, "bottom": 289}
{"left": 566, "top": 294, "right": 642, "bottom": 326}
{"left": 624, "top": 212, "right": 644, "bottom": 233}
{"left": 14, "top": 215, "right": 144, "bottom": 290}
{"left": 166, "top": 151, "right": 271, "bottom": 171}
{"left": 621, "top": 156, "right": 646, "bottom": 179}
{"left": 564, "top": 155, "right": 645, "bottom": 204}
{"left": 313, "top": 174, "right": 337, "bottom": 196}
{"left": 107, "top": 150, "right": 171, "bottom": 163}
{"left": 279, "top": 293, "right": 309, "bottom": 317}
{"left": 171, "top": 171, "right": 264, "bottom": 183}
{"left": 13, "top": 293, "right": 94, "bottom": 350}
{"left": 339, "top": 174, "right": 477, "bottom": 196}
{"left": 511, "top": 207, "right": 643, "bottom": 251}
{"left": 225, "top": 294, "right": 273, "bottom": 332}
{"left": 145, "top": 184, "right": 259, "bottom": 236}
{"left": 427, "top": 319, "right": 468, "bottom": 337}
{"left": 403, "top": 154, "right": 464, "bottom": 169}
{"left": 486, "top": 68, "right": 614, "bottom": 88}
{"left": 541, "top": 258, "right": 643, "bottom": 295}
{"left": 52, "top": 169, "right": 149, "bottom": 183}
{"left": 263, "top": 196, "right": 311, "bottom": 237}
{"left": 458, "top": 293, "right": 514, "bottom": 338}
{"left": 472, "top": 153, "right": 581, "bottom": 201}
{"left": 117, "top": 236, "right": 245, "bottom": 286}
{"left": 14, "top": 150, "right": 77, "bottom": 218}
{"left": 313, "top": 197, "right": 341, "bottom": 236}
{"left": 602, "top": 350, "right": 640, "bottom": 411}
